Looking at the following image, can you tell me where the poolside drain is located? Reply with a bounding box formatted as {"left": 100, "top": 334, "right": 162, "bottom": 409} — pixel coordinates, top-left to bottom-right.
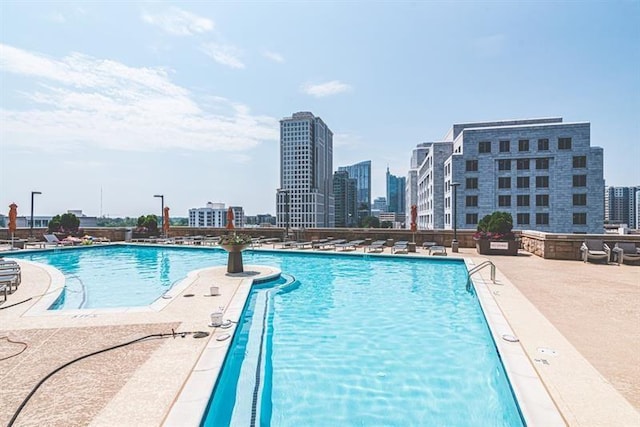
{"left": 183, "top": 293, "right": 195, "bottom": 298}
{"left": 193, "top": 331, "right": 210, "bottom": 339}
{"left": 501, "top": 334, "right": 519, "bottom": 342}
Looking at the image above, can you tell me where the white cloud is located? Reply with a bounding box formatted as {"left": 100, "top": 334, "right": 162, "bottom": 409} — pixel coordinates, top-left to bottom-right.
{"left": 263, "top": 50, "right": 284, "bottom": 63}
{"left": 200, "top": 42, "right": 245, "bottom": 69}
{"left": 302, "top": 80, "right": 352, "bottom": 97}
{"left": 142, "top": 7, "right": 214, "bottom": 36}
{"left": 0, "top": 44, "right": 278, "bottom": 153}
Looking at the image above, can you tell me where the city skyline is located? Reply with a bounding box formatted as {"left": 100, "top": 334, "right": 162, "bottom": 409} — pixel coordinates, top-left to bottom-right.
{"left": 1, "top": 1, "right": 639, "bottom": 218}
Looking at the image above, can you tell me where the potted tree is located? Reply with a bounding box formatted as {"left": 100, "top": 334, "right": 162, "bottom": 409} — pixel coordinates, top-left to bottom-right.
{"left": 219, "top": 233, "right": 253, "bottom": 273}
{"left": 473, "top": 211, "right": 519, "bottom": 256}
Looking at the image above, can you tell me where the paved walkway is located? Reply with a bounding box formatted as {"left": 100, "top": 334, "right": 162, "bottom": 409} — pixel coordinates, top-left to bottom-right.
{"left": 0, "top": 246, "right": 638, "bottom": 426}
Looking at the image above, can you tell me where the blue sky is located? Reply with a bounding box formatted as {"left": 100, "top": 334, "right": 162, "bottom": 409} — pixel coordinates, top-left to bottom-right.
{"left": 1, "top": 1, "right": 639, "bottom": 218}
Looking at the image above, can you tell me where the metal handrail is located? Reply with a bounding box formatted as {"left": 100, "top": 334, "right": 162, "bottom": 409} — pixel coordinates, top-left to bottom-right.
{"left": 466, "top": 260, "right": 496, "bottom": 292}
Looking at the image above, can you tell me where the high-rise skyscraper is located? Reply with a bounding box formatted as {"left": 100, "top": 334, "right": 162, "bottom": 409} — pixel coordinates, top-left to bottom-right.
{"left": 333, "top": 171, "right": 357, "bottom": 227}
{"left": 605, "top": 186, "right": 640, "bottom": 229}
{"left": 276, "top": 112, "right": 334, "bottom": 230}
{"left": 386, "top": 167, "right": 406, "bottom": 215}
{"left": 338, "top": 160, "right": 371, "bottom": 223}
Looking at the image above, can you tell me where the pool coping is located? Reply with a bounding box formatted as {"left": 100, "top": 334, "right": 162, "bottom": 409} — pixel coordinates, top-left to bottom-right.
{"left": 162, "top": 267, "right": 281, "bottom": 427}
{"left": 164, "top": 255, "right": 565, "bottom": 427}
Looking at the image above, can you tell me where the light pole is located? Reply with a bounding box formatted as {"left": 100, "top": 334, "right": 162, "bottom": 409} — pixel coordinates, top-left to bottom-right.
{"left": 451, "top": 182, "right": 460, "bottom": 252}
{"left": 154, "top": 194, "right": 164, "bottom": 236}
{"left": 30, "top": 191, "right": 42, "bottom": 238}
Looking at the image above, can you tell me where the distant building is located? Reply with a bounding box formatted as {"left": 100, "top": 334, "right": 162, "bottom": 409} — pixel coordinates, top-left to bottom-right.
{"left": 188, "top": 202, "right": 244, "bottom": 228}
{"left": 338, "top": 160, "right": 371, "bottom": 223}
{"left": 245, "top": 214, "right": 276, "bottom": 227}
{"left": 372, "top": 196, "right": 387, "bottom": 212}
{"left": 637, "top": 192, "right": 640, "bottom": 230}
{"left": 333, "top": 170, "right": 358, "bottom": 227}
{"left": 277, "top": 111, "right": 335, "bottom": 229}
{"left": 386, "top": 167, "right": 406, "bottom": 215}
{"left": 407, "top": 117, "right": 605, "bottom": 234}
{"left": 379, "top": 212, "right": 403, "bottom": 229}
{"left": 15, "top": 210, "right": 97, "bottom": 228}
{"left": 605, "top": 186, "right": 640, "bottom": 229}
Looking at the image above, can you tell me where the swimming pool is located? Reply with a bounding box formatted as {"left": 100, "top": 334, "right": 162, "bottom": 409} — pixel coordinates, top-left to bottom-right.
{"left": 15, "top": 245, "right": 524, "bottom": 424}
{"left": 202, "top": 254, "right": 524, "bottom": 426}
{"left": 13, "top": 245, "right": 230, "bottom": 309}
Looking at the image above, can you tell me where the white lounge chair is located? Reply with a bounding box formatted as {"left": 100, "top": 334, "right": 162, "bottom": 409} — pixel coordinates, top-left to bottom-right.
{"left": 612, "top": 242, "right": 640, "bottom": 265}
{"left": 580, "top": 240, "right": 610, "bottom": 264}
{"left": 366, "top": 240, "right": 386, "bottom": 253}
{"left": 43, "top": 234, "right": 73, "bottom": 246}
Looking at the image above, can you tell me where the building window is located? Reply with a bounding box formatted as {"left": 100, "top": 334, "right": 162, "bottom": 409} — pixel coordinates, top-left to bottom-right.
{"left": 517, "top": 195, "right": 530, "bottom": 207}
{"left": 536, "top": 176, "right": 549, "bottom": 188}
{"left": 517, "top": 213, "right": 530, "bottom": 225}
{"left": 536, "top": 213, "right": 549, "bottom": 225}
{"left": 479, "top": 141, "right": 491, "bottom": 153}
{"left": 516, "top": 159, "right": 530, "bottom": 170}
{"left": 573, "top": 156, "right": 587, "bottom": 168}
{"left": 536, "top": 194, "right": 549, "bottom": 206}
{"left": 466, "top": 213, "right": 478, "bottom": 225}
{"left": 499, "top": 140, "right": 510, "bottom": 152}
{"left": 573, "top": 193, "right": 587, "bottom": 206}
{"left": 498, "top": 177, "right": 511, "bottom": 189}
{"left": 538, "top": 138, "right": 549, "bottom": 151}
{"left": 536, "top": 158, "right": 549, "bottom": 170}
{"left": 573, "top": 175, "right": 587, "bottom": 187}
{"left": 558, "top": 137, "right": 572, "bottom": 150}
{"left": 466, "top": 160, "right": 478, "bottom": 172}
{"left": 498, "top": 159, "right": 511, "bottom": 170}
{"left": 466, "top": 177, "right": 478, "bottom": 189}
{"left": 573, "top": 212, "right": 587, "bottom": 225}
{"left": 518, "top": 139, "right": 530, "bottom": 152}
{"left": 466, "top": 195, "right": 478, "bottom": 207}
{"left": 517, "top": 176, "right": 530, "bottom": 188}
{"left": 498, "top": 195, "right": 511, "bottom": 207}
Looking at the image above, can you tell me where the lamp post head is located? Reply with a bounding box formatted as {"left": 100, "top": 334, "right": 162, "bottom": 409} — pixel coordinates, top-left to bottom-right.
{"left": 32, "top": 191, "right": 42, "bottom": 195}
{"left": 154, "top": 194, "right": 163, "bottom": 198}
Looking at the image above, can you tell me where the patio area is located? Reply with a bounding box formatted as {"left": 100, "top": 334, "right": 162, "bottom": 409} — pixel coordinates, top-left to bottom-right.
{"left": 0, "top": 245, "right": 638, "bottom": 426}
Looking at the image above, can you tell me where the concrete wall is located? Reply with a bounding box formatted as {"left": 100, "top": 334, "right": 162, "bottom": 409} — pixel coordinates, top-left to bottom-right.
{"left": 520, "top": 231, "right": 640, "bottom": 260}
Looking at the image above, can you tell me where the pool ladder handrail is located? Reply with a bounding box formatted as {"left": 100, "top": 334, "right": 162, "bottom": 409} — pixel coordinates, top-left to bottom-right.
{"left": 466, "top": 260, "right": 496, "bottom": 292}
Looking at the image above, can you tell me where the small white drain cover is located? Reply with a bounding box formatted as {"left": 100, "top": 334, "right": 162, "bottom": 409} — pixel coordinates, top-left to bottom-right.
{"left": 537, "top": 347, "right": 558, "bottom": 356}
{"left": 216, "top": 333, "right": 231, "bottom": 341}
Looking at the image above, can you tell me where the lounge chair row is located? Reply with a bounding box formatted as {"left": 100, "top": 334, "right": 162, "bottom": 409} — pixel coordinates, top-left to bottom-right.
{"left": 0, "top": 259, "right": 21, "bottom": 302}
{"left": 580, "top": 240, "right": 640, "bottom": 265}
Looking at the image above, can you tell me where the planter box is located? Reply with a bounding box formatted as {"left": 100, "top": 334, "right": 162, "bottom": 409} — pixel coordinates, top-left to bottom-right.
{"left": 476, "top": 239, "right": 519, "bottom": 256}
{"left": 221, "top": 244, "right": 249, "bottom": 273}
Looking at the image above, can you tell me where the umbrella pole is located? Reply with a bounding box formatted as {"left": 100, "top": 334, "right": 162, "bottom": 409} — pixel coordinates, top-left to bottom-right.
{"left": 11, "top": 232, "right": 14, "bottom": 250}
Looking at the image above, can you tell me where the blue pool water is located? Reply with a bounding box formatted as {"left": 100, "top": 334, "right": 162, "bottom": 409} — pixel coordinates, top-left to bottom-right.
{"left": 15, "top": 245, "right": 524, "bottom": 425}
{"left": 202, "top": 254, "right": 524, "bottom": 426}
{"left": 13, "top": 245, "right": 229, "bottom": 309}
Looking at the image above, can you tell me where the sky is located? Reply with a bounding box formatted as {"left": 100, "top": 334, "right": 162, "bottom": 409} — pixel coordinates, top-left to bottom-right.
{"left": 1, "top": 1, "right": 639, "bottom": 218}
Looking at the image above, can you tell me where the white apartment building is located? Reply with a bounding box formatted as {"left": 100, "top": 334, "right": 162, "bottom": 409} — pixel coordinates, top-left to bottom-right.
{"left": 188, "top": 202, "right": 244, "bottom": 228}
{"left": 408, "top": 118, "right": 605, "bottom": 234}
{"left": 276, "top": 112, "right": 335, "bottom": 229}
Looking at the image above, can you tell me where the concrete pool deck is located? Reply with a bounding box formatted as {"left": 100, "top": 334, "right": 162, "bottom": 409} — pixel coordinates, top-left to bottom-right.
{"left": 0, "top": 245, "right": 638, "bottom": 426}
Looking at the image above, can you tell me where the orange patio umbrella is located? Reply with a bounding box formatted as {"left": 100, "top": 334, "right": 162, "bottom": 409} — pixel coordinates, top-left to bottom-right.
{"left": 410, "top": 204, "right": 417, "bottom": 232}
{"left": 8, "top": 203, "right": 18, "bottom": 234}
{"left": 9, "top": 203, "right": 18, "bottom": 249}
{"left": 163, "top": 206, "right": 170, "bottom": 236}
{"left": 226, "top": 207, "right": 235, "bottom": 229}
